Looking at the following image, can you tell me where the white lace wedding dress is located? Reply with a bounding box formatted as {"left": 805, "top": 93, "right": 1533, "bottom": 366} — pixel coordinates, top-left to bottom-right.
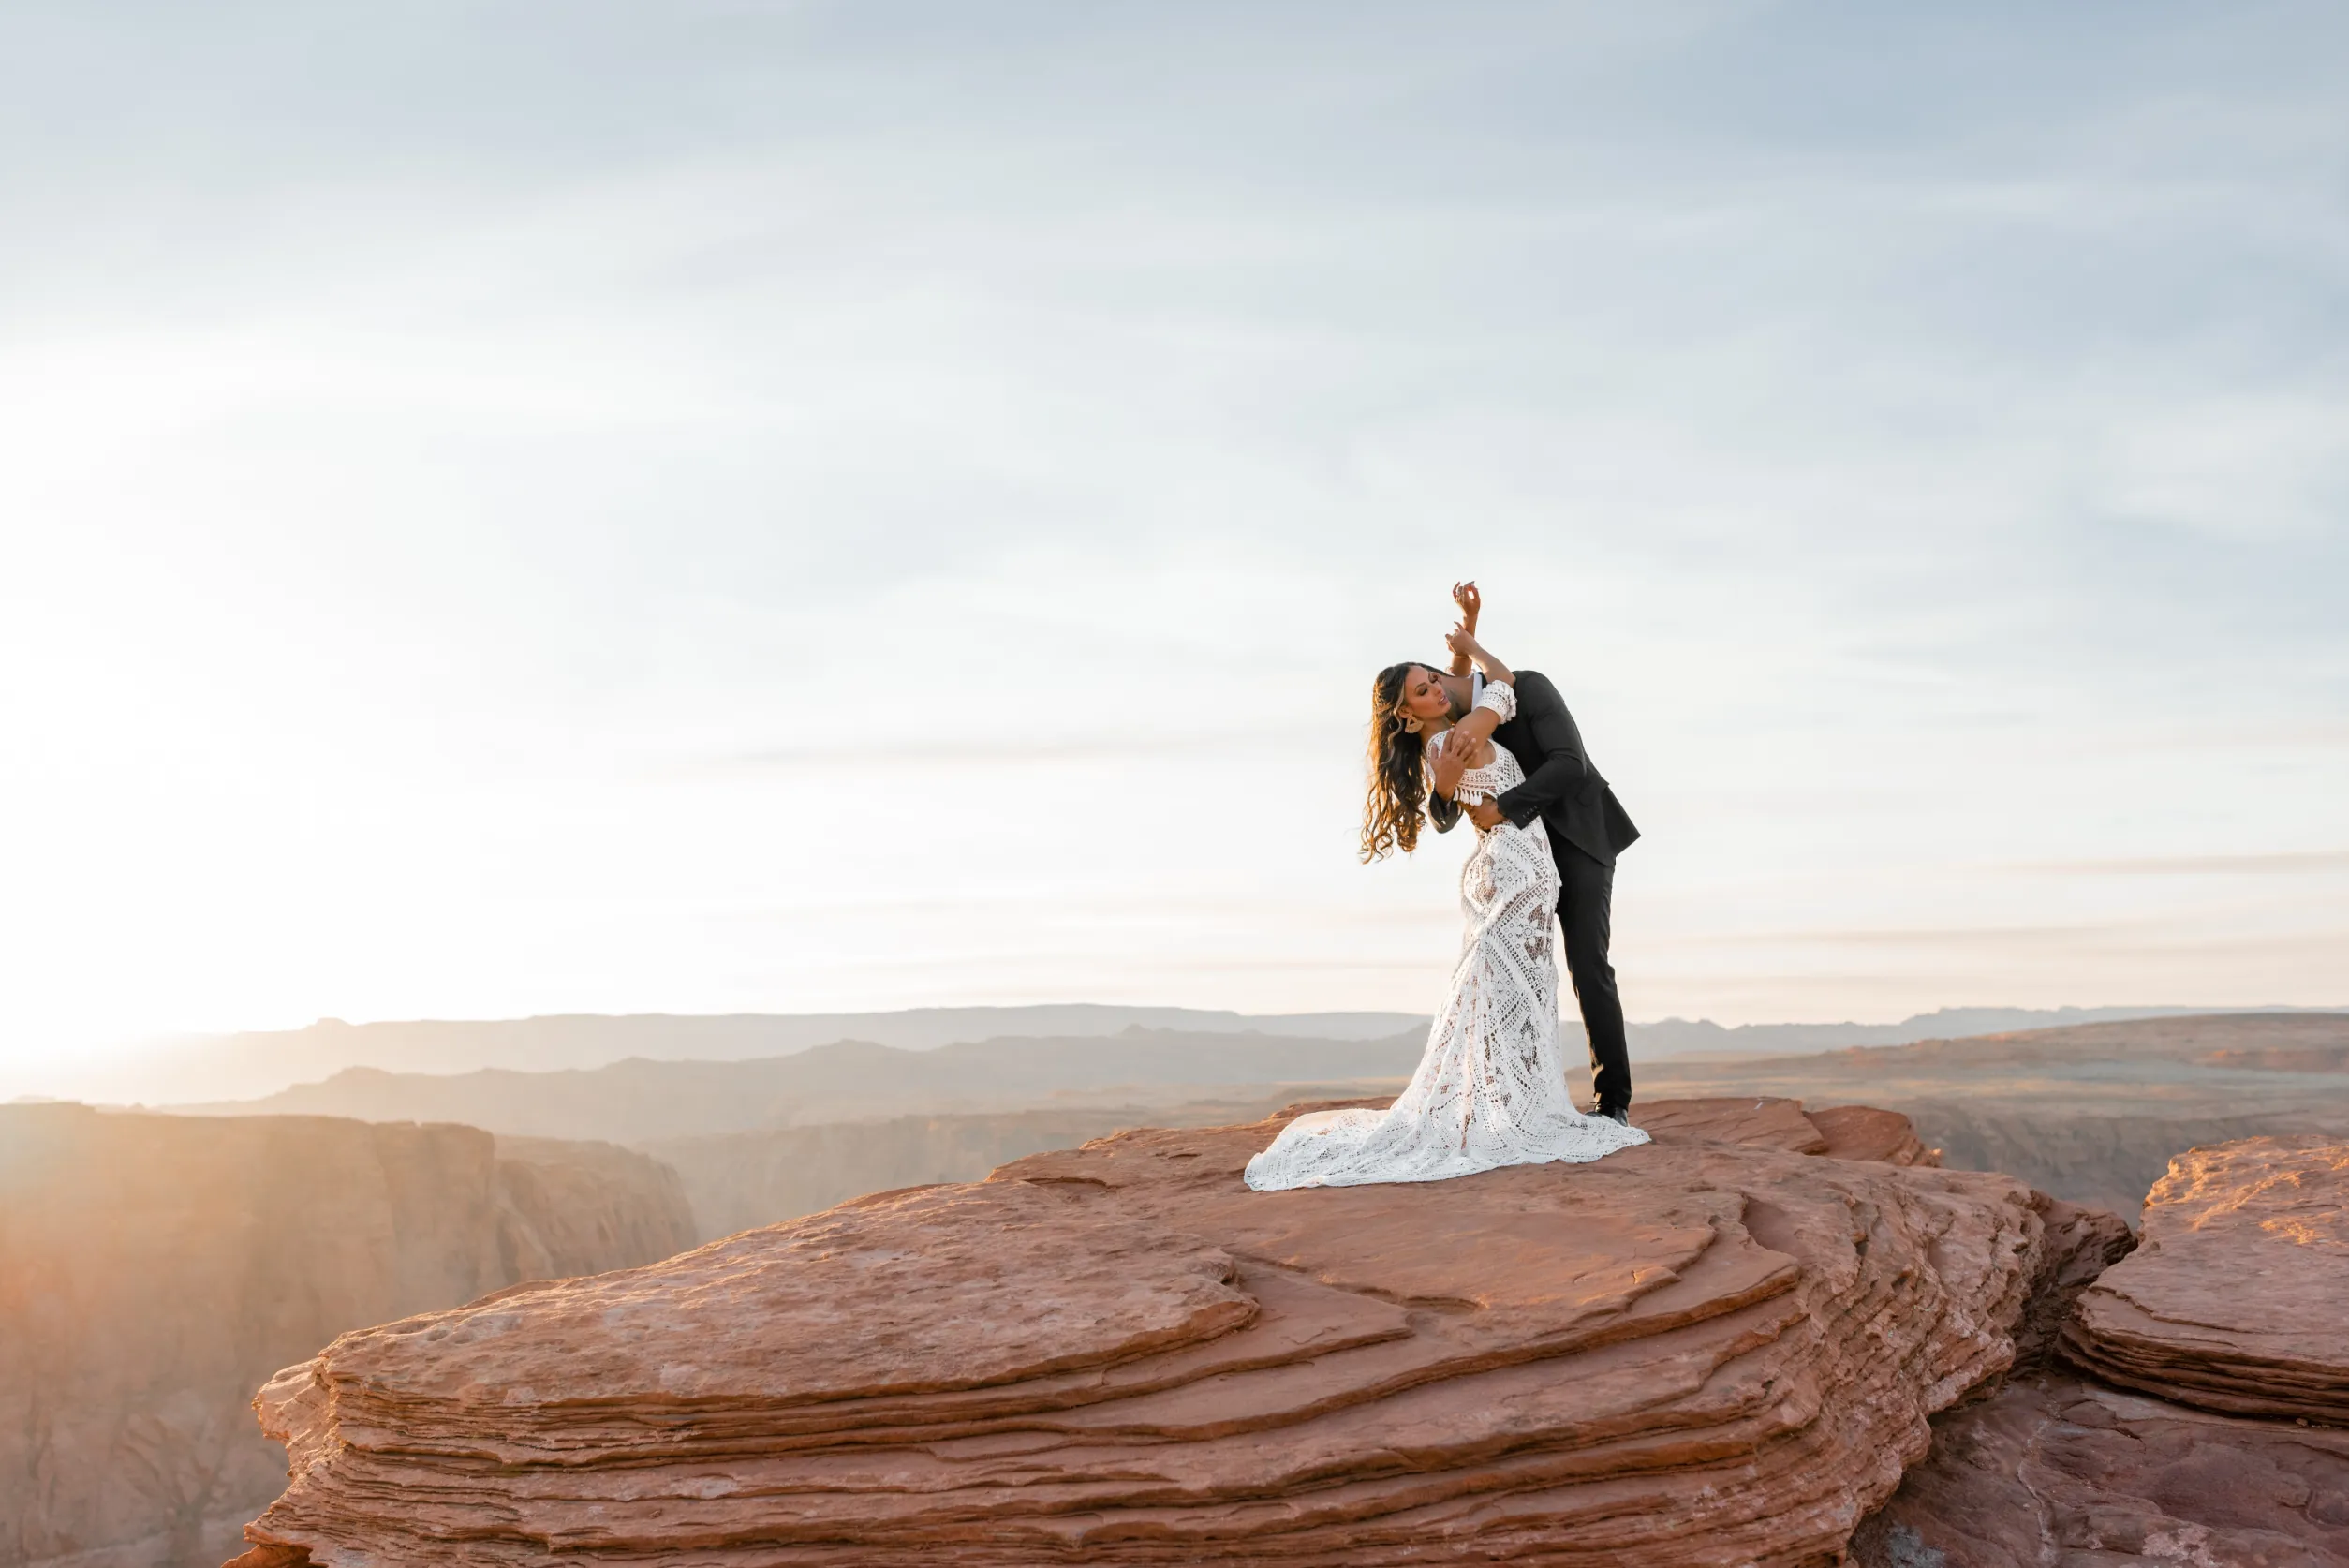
{"left": 1246, "top": 682, "right": 1649, "bottom": 1191}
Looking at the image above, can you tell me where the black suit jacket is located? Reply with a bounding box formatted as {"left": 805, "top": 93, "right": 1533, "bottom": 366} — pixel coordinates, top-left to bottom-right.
{"left": 1430, "top": 669, "right": 1638, "bottom": 868}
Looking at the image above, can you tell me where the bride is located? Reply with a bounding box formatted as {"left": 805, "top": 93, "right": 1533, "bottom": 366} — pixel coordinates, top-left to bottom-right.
{"left": 1244, "top": 619, "right": 1649, "bottom": 1191}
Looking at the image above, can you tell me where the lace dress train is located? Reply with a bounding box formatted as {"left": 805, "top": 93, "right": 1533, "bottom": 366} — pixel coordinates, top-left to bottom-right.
{"left": 1246, "top": 682, "right": 1648, "bottom": 1191}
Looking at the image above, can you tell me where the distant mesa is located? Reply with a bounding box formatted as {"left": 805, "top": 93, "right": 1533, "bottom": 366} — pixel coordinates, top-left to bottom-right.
{"left": 87, "top": 1004, "right": 1433, "bottom": 1105}
{"left": 169, "top": 1027, "right": 1437, "bottom": 1146}
{"left": 1625, "top": 1002, "right": 2333, "bottom": 1058}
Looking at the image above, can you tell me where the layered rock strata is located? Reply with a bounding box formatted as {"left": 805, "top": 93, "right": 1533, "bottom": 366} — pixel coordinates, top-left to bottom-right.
{"left": 1850, "top": 1373, "right": 2349, "bottom": 1567}
{"left": 235, "top": 1099, "right": 2061, "bottom": 1567}
{"left": 0, "top": 1105, "right": 694, "bottom": 1568}
{"left": 2061, "top": 1135, "right": 2349, "bottom": 1423}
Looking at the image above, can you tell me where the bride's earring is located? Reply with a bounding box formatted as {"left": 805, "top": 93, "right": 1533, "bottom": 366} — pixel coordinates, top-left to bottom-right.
{"left": 1400, "top": 714, "right": 1423, "bottom": 735}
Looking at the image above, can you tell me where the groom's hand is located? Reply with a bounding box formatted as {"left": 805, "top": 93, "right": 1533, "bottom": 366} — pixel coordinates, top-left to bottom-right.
{"left": 1468, "top": 800, "right": 1505, "bottom": 831}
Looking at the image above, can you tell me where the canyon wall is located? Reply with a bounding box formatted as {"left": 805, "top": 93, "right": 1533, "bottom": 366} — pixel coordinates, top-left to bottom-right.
{"left": 0, "top": 1105, "right": 694, "bottom": 1568}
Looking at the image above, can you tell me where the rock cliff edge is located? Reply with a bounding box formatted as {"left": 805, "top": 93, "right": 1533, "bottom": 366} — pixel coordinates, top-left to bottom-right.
{"left": 230, "top": 1098, "right": 2105, "bottom": 1568}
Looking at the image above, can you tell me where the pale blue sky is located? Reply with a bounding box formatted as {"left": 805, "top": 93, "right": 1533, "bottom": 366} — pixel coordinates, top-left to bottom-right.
{"left": 2, "top": 1, "right": 2343, "bottom": 1090}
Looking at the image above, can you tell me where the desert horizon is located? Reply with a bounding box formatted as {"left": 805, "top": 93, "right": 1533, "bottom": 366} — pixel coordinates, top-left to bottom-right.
{"left": 17, "top": 998, "right": 2349, "bottom": 1109}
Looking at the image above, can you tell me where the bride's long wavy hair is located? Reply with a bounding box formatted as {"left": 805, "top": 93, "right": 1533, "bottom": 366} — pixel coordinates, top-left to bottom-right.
{"left": 1363, "top": 661, "right": 1440, "bottom": 862}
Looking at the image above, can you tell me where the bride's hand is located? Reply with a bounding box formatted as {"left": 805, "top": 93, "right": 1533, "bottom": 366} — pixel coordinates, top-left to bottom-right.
{"left": 1451, "top": 581, "right": 1480, "bottom": 626}
{"left": 1431, "top": 742, "right": 1468, "bottom": 800}
{"left": 1443, "top": 622, "right": 1481, "bottom": 661}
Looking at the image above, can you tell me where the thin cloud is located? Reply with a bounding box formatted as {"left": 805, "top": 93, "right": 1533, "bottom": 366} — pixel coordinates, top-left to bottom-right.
{"left": 1672, "top": 924, "right": 2141, "bottom": 951}
{"left": 672, "top": 730, "right": 1351, "bottom": 776}
{"left": 2029, "top": 851, "right": 2349, "bottom": 876}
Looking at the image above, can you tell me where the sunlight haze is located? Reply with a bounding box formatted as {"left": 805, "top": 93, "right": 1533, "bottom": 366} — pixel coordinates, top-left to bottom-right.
{"left": 3, "top": 1, "right": 2344, "bottom": 1095}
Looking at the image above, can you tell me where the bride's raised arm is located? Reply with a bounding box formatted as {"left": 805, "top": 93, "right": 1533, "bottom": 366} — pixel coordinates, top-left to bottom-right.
{"left": 1445, "top": 581, "right": 1481, "bottom": 677}
{"left": 1428, "top": 629, "right": 1515, "bottom": 801}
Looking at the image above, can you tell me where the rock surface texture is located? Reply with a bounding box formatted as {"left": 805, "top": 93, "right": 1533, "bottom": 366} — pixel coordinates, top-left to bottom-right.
{"left": 233, "top": 1098, "right": 2069, "bottom": 1567}
{"left": 1850, "top": 1374, "right": 2349, "bottom": 1567}
{"left": 0, "top": 1105, "right": 695, "bottom": 1568}
{"left": 2061, "top": 1135, "right": 2349, "bottom": 1423}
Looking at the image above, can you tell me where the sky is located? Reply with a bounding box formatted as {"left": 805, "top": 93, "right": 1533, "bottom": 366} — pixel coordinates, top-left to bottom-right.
{"left": 2, "top": 1, "right": 2344, "bottom": 1094}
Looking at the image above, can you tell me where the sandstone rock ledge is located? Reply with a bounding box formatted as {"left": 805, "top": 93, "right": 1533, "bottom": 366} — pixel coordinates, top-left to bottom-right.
{"left": 232, "top": 1099, "right": 2070, "bottom": 1568}
{"left": 2061, "top": 1135, "right": 2349, "bottom": 1423}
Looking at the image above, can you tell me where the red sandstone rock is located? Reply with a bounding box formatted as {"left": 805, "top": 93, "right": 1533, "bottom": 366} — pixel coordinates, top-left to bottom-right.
{"left": 231, "top": 1100, "right": 2055, "bottom": 1567}
{"left": 2061, "top": 1135, "right": 2349, "bottom": 1423}
{"left": 1634, "top": 1092, "right": 1830, "bottom": 1153}
{"left": 1807, "top": 1103, "right": 1939, "bottom": 1167}
{"left": 1851, "top": 1373, "right": 2349, "bottom": 1567}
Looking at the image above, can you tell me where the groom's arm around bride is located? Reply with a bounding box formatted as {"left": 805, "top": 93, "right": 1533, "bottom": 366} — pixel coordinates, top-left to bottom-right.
{"left": 1471, "top": 671, "right": 1637, "bottom": 862}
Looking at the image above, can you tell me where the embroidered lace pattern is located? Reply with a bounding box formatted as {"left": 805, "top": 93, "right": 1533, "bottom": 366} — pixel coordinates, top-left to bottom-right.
{"left": 1246, "top": 682, "right": 1648, "bottom": 1190}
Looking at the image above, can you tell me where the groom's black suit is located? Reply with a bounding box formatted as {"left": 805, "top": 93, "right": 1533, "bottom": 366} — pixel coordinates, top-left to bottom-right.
{"left": 1430, "top": 670, "right": 1639, "bottom": 1115}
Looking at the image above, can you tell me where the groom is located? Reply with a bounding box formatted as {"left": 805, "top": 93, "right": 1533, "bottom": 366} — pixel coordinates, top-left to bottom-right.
{"left": 1428, "top": 584, "right": 1640, "bottom": 1122}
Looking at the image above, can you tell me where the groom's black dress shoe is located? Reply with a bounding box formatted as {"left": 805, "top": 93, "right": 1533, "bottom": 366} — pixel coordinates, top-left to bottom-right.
{"left": 1592, "top": 1106, "right": 1629, "bottom": 1126}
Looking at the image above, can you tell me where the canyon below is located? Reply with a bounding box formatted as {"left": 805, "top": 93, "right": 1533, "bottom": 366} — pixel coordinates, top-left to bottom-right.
{"left": 7, "top": 1006, "right": 2348, "bottom": 1565}
{"left": 1, "top": 1110, "right": 694, "bottom": 1568}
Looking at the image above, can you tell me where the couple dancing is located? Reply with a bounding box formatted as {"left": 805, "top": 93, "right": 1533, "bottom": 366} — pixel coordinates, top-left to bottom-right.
{"left": 1247, "top": 584, "right": 1650, "bottom": 1191}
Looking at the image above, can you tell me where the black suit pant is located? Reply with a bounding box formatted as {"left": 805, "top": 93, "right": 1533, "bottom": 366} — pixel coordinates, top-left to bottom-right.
{"left": 1555, "top": 842, "right": 1631, "bottom": 1114}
